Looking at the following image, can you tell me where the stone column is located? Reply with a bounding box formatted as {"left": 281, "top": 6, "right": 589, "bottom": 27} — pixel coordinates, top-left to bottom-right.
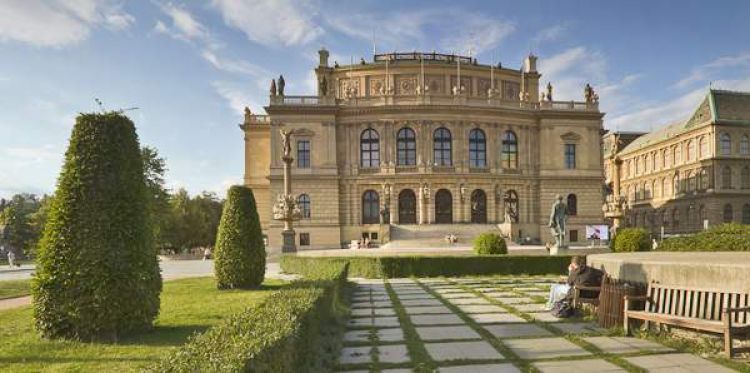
{"left": 281, "top": 155, "right": 296, "bottom": 253}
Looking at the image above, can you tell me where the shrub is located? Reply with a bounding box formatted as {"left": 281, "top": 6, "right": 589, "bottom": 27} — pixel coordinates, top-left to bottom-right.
{"left": 659, "top": 223, "right": 750, "bottom": 252}
{"left": 150, "top": 263, "right": 349, "bottom": 373}
{"left": 613, "top": 228, "right": 651, "bottom": 252}
{"left": 214, "top": 185, "right": 265, "bottom": 289}
{"left": 473, "top": 233, "right": 508, "bottom": 255}
{"left": 32, "top": 112, "right": 161, "bottom": 341}
{"left": 281, "top": 255, "right": 575, "bottom": 278}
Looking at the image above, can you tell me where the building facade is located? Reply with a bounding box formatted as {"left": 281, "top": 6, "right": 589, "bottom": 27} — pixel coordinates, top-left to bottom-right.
{"left": 242, "top": 49, "right": 605, "bottom": 251}
{"left": 604, "top": 90, "right": 750, "bottom": 236}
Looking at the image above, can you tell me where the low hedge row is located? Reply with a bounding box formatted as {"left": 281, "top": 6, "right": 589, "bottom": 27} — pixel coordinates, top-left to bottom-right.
{"left": 612, "top": 228, "right": 651, "bottom": 252}
{"left": 280, "top": 255, "right": 576, "bottom": 279}
{"left": 149, "top": 262, "right": 349, "bottom": 372}
{"left": 659, "top": 223, "right": 750, "bottom": 252}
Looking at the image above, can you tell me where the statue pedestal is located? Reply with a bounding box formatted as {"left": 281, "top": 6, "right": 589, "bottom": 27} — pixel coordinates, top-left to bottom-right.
{"left": 281, "top": 229, "right": 297, "bottom": 253}
{"left": 550, "top": 245, "right": 569, "bottom": 256}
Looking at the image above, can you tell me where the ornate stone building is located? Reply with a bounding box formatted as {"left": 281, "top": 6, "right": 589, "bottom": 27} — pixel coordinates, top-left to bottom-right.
{"left": 604, "top": 90, "right": 750, "bottom": 235}
{"left": 242, "top": 49, "right": 605, "bottom": 251}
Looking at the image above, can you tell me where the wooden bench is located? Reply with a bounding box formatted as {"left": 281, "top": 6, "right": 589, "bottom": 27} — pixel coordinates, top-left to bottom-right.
{"left": 624, "top": 282, "right": 750, "bottom": 358}
{"left": 573, "top": 284, "right": 601, "bottom": 309}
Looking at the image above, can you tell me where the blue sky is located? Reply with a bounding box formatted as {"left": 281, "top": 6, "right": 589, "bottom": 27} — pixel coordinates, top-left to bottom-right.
{"left": 1, "top": 1, "right": 749, "bottom": 198}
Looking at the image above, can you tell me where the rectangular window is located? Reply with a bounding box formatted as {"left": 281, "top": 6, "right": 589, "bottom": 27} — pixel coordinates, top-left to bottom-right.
{"left": 299, "top": 233, "right": 310, "bottom": 246}
{"left": 569, "top": 230, "right": 578, "bottom": 242}
{"left": 297, "top": 140, "right": 310, "bottom": 168}
{"left": 564, "top": 144, "right": 576, "bottom": 169}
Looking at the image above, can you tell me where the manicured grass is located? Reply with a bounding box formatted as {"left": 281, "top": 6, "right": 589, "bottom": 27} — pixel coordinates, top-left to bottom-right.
{"left": 0, "top": 279, "right": 31, "bottom": 300}
{"left": 0, "top": 277, "right": 285, "bottom": 372}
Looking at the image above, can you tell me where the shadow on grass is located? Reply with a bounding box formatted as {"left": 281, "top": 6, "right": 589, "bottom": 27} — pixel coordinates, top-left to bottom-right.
{"left": 116, "top": 324, "right": 212, "bottom": 347}
{"left": 0, "top": 356, "right": 155, "bottom": 365}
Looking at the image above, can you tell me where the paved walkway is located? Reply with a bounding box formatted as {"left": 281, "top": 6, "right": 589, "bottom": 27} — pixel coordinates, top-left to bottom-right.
{"left": 297, "top": 245, "right": 609, "bottom": 257}
{"left": 338, "top": 276, "right": 738, "bottom": 372}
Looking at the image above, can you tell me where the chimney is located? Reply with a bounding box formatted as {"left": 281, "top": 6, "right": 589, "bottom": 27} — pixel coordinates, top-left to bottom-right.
{"left": 318, "top": 48, "right": 329, "bottom": 68}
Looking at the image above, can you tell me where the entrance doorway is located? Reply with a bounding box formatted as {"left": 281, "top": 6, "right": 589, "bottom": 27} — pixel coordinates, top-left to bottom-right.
{"left": 398, "top": 189, "right": 417, "bottom": 224}
{"left": 471, "top": 189, "right": 487, "bottom": 223}
{"left": 435, "top": 189, "right": 453, "bottom": 223}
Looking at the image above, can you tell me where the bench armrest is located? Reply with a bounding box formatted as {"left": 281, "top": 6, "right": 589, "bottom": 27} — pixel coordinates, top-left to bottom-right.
{"left": 574, "top": 285, "right": 601, "bottom": 291}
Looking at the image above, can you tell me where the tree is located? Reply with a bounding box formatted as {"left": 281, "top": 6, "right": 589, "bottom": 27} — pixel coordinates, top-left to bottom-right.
{"left": 0, "top": 193, "right": 42, "bottom": 256}
{"left": 214, "top": 185, "right": 265, "bottom": 289}
{"left": 33, "top": 112, "right": 162, "bottom": 341}
{"left": 141, "top": 146, "right": 171, "bottom": 248}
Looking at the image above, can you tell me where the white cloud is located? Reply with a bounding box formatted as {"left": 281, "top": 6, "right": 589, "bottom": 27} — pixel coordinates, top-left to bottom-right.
{"left": 325, "top": 9, "right": 514, "bottom": 56}
{"left": 201, "top": 49, "right": 269, "bottom": 78}
{"left": 211, "top": 0, "right": 324, "bottom": 47}
{"left": 0, "top": 0, "right": 134, "bottom": 47}
{"left": 674, "top": 51, "right": 750, "bottom": 88}
{"left": 212, "top": 81, "right": 264, "bottom": 116}
{"left": 532, "top": 23, "right": 568, "bottom": 45}
{"left": 538, "top": 46, "right": 607, "bottom": 100}
{"left": 153, "top": 2, "right": 209, "bottom": 43}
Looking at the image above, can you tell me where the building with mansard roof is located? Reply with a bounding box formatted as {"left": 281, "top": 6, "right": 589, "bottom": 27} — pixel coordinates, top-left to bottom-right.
{"left": 242, "top": 49, "right": 605, "bottom": 251}
{"left": 603, "top": 89, "right": 750, "bottom": 235}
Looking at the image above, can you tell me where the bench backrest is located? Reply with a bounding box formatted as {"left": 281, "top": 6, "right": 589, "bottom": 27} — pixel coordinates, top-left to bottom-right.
{"left": 645, "top": 282, "right": 749, "bottom": 324}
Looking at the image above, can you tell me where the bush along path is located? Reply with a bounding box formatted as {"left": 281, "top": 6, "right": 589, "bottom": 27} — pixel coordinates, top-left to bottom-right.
{"left": 337, "top": 276, "right": 742, "bottom": 372}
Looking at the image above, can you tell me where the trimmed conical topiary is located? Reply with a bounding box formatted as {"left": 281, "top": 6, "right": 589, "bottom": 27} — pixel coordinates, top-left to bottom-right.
{"left": 214, "top": 185, "right": 266, "bottom": 289}
{"left": 32, "top": 112, "right": 162, "bottom": 341}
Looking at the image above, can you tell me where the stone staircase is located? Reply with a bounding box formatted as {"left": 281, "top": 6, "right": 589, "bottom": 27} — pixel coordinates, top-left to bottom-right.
{"left": 382, "top": 224, "right": 503, "bottom": 249}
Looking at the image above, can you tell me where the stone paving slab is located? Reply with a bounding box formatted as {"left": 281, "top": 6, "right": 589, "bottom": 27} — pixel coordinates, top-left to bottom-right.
{"left": 526, "top": 312, "right": 562, "bottom": 322}
{"left": 351, "top": 307, "right": 397, "bottom": 317}
{"left": 512, "top": 303, "right": 547, "bottom": 312}
{"left": 624, "top": 353, "right": 735, "bottom": 372}
{"left": 523, "top": 291, "right": 549, "bottom": 297}
{"left": 482, "top": 292, "right": 518, "bottom": 298}
{"left": 425, "top": 341, "right": 505, "bottom": 361}
{"left": 533, "top": 359, "right": 626, "bottom": 372}
{"left": 549, "top": 322, "right": 605, "bottom": 335}
{"left": 483, "top": 324, "right": 554, "bottom": 338}
{"left": 401, "top": 299, "right": 444, "bottom": 307}
{"left": 504, "top": 337, "right": 592, "bottom": 359}
{"left": 352, "top": 300, "right": 393, "bottom": 308}
{"left": 377, "top": 327, "right": 405, "bottom": 342}
{"left": 389, "top": 278, "right": 417, "bottom": 284}
{"left": 448, "top": 297, "right": 491, "bottom": 305}
{"left": 440, "top": 292, "right": 477, "bottom": 299}
{"left": 404, "top": 305, "right": 453, "bottom": 314}
{"left": 455, "top": 304, "right": 507, "bottom": 314}
{"left": 473, "top": 287, "right": 506, "bottom": 293}
{"left": 415, "top": 325, "right": 481, "bottom": 341}
{"left": 432, "top": 288, "right": 467, "bottom": 294}
{"left": 343, "top": 329, "right": 371, "bottom": 343}
{"left": 396, "top": 293, "right": 434, "bottom": 300}
{"left": 438, "top": 363, "right": 520, "bottom": 372}
{"left": 583, "top": 337, "right": 674, "bottom": 354}
{"left": 339, "top": 346, "right": 373, "bottom": 364}
{"left": 347, "top": 316, "right": 401, "bottom": 328}
{"left": 377, "top": 344, "right": 411, "bottom": 364}
{"left": 467, "top": 313, "right": 527, "bottom": 324}
{"left": 410, "top": 314, "right": 465, "bottom": 325}
{"left": 490, "top": 297, "right": 535, "bottom": 304}
{"left": 513, "top": 287, "right": 542, "bottom": 292}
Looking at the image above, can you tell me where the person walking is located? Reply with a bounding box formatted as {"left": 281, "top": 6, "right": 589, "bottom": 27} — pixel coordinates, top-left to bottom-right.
{"left": 7, "top": 250, "right": 16, "bottom": 268}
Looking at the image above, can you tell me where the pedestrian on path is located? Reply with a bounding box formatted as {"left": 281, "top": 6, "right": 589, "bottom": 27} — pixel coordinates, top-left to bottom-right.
{"left": 7, "top": 250, "right": 16, "bottom": 268}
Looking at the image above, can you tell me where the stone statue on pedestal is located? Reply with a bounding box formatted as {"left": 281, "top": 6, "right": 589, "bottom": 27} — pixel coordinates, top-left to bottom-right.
{"left": 270, "top": 79, "right": 277, "bottom": 96}
{"left": 549, "top": 194, "right": 568, "bottom": 248}
{"left": 280, "top": 129, "right": 294, "bottom": 159}
{"left": 278, "top": 75, "right": 285, "bottom": 96}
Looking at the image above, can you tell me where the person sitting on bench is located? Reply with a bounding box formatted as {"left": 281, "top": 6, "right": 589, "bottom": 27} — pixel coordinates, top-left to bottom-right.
{"left": 545, "top": 256, "right": 603, "bottom": 310}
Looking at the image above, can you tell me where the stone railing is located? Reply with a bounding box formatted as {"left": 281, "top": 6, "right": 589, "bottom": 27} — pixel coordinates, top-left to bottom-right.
{"left": 242, "top": 114, "right": 271, "bottom": 127}
{"left": 269, "top": 93, "right": 598, "bottom": 112}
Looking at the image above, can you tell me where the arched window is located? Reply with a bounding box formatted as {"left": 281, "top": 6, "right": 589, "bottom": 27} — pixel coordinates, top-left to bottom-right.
{"left": 742, "top": 167, "right": 750, "bottom": 189}
{"left": 741, "top": 135, "right": 750, "bottom": 155}
{"left": 686, "top": 204, "right": 694, "bottom": 227}
{"left": 743, "top": 204, "right": 750, "bottom": 225}
{"left": 361, "top": 190, "right": 380, "bottom": 224}
{"left": 672, "top": 208, "right": 680, "bottom": 228}
{"left": 663, "top": 149, "right": 670, "bottom": 169}
{"left": 720, "top": 133, "right": 732, "bottom": 155}
{"left": 722, "top": 166, "right": 733, "bottom": 189}
{"left": 360, "top": 128, "right": 380, "bottom": 168}
{"left": 686, "top": 140, "right": 695, "bottom": 161}
{"left": 699, "top": 136, "right": 708, "bottom": 159}
{"left": 297, "top": 194, "right": 311, "bottom": 219}
{"left": 567, "top": 194, "right": 577, "bottom": 216}
{"left": 687, "top": 171, "right": 696, "bottom": 192}
{"left": 501, "top": 130, "right": 518, "bottom": 169}
{"left": 644, "top": 154, "right": 651, "bottom": 173}
{"left": 397, "top": 127, "right": 417, "bottom": 166}
{"left": 652, "top": 152, "right": 658, "bottom": 171}
{"left": 470, "top": 189, "right": 487, "bottom": 223}
{"left": 699, "top": 169, "right": 709, "bottom": 190}
{"left": 433, "top": 127, "right": 452, "bottom": 166}
{"left": 723, "top": 204, "right": 734, "bottom": 223}
{"left": 468, "top": 128, "right": 486, "bottom": 168}
{"left": 698, "top": 205, "right": 706, "bottom": 225}
{"left": 673, "top": 174, "right": 680, "bottom": 195}
{"left": 674, "top": 145, "right": 682, "bottom": 165}
{"left": 662, "top": 178, "right": 670, "bottom": 197}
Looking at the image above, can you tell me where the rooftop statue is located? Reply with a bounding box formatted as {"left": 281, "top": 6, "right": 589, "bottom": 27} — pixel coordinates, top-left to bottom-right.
{"left": 244, "top": 106, "right": 252, "bottom": 123}
{"left": 278, "top": 75, "right": 285, "bottom": 96}
{"left": 546, "top": 82, "right": 553, "bottom": 101}
{"left": 585, "top": 83, "right": 599, "bottom": 103}
{"left": 270, "top": 79, "right": 277, "bottom": 96}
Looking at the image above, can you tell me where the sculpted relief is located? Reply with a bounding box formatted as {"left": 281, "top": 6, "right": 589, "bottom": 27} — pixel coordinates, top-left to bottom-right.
{"left": 397, "top": 76, "right": 418, "bottom": 95}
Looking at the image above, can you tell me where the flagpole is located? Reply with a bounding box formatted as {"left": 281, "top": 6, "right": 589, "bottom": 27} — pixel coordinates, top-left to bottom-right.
{"left": 420, "top": 53, "right": 424, "bottom": 94}
{"left": 385, "top": 54, "right": 389, "bottom": 94}
{"left": 457, "top": 52, "right": 461, "bottom": 94}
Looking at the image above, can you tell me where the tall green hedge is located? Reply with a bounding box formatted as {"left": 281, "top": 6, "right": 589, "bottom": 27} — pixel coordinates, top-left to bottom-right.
{"left": 612, "top": 228, "right": 651, "bottom": 252}
{"left": 280, "top": 255, "right": 575, "bottom": 278}
{"left": 32, "top": 112, "right": 161, "bottom": 340}
{"left": 150, "top": 263, "right": 349, "bottom": 372}
{"left": 473, "top": 233, "right": 508, "bottom": 255}
{"left": 659, "top": 223, "right": 750, "bottom": 251}
{"left": 214, "top": 185, "right": 265, "bottom": 289}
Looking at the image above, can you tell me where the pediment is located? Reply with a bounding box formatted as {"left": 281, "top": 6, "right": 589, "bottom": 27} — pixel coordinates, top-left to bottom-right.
{"left": 294, "top": 128, "right": 316, "bottom": 137}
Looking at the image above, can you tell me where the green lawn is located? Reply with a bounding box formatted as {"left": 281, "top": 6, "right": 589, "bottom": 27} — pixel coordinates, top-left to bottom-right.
{"left": 0, "top": 280, "right": 31, "bottom": 300}
{"left": 0, "top": 277, "right": 285, "bottom": 372}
